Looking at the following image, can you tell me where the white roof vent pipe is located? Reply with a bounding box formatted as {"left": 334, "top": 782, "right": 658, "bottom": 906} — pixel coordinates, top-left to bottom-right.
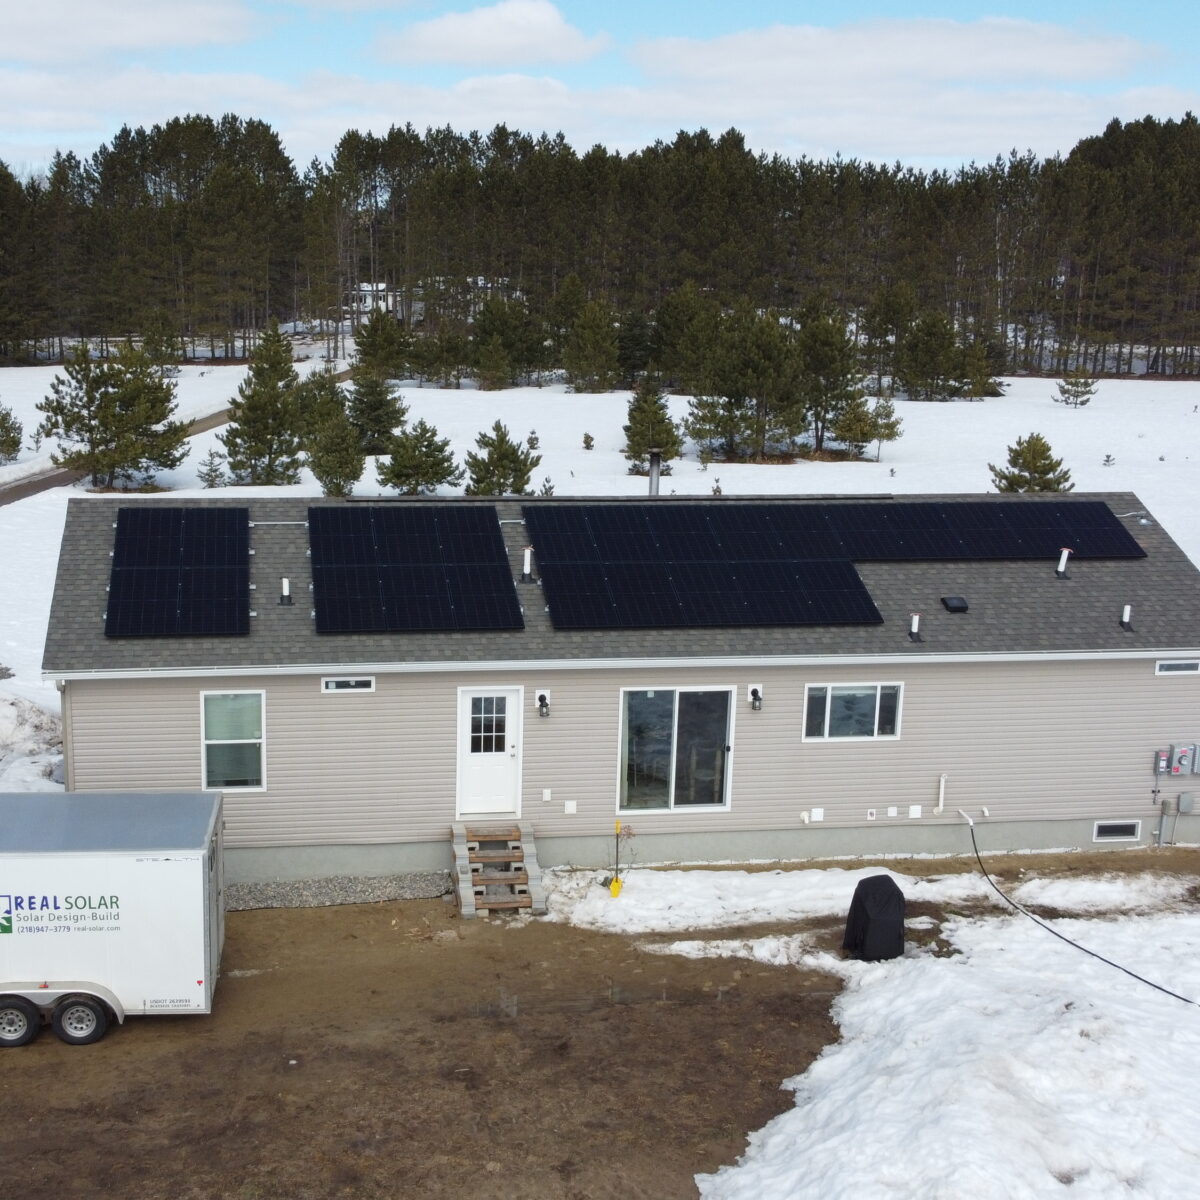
{"left": 648, "top": 449, "right": 662, "bottom": 497}
{"left": 1056, "top": 547, "right": 1073, "bottom": 578}
{"left": 1120, "top": 604, "right": 1134, "bottom": 632}
{"left": 279, "top": 577, "right": 293, "bottom": 607}
{"left": 908, "top": 612, "right": 923, "bottom": 643}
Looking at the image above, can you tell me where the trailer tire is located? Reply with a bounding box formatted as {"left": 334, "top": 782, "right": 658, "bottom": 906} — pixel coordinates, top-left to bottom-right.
{"left": 51, "top": 996, "right": 109, "bottom": 1045}
{"left": 0, "top": 996, "right": 41, "bottom": 1047}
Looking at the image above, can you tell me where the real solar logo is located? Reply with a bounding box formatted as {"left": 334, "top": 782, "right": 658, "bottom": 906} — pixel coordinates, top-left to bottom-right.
{"left": 0, "top": 896, "right": 12, "bottom": 935}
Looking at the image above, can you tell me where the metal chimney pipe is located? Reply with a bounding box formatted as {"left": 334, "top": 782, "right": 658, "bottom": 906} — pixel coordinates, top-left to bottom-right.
{"left": 648, "top": 448, "right": 662, "bottom": 497}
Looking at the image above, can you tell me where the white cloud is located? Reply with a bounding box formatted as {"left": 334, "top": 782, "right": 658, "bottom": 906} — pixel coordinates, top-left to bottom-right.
{"left": 0, "top": 15, "right": 1192, "bottom": 176}
{"left": 2, "top": 0, "right": 258, "bottom": 65}
{"left": 633, "top": 18, "right": 1152, "bottom": 88}
{"left": 379, "top": 0, "right": 609, "bottom": 67}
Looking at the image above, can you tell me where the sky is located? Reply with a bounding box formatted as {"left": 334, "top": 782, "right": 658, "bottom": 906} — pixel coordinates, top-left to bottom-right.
{"left": 1, "top": 0, "right": 1198, "bottom": 178}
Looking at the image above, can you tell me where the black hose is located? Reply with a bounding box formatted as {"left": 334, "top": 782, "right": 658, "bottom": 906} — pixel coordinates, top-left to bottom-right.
{"left": 964, "top": 823, "right": 1196, "bottom": 1008}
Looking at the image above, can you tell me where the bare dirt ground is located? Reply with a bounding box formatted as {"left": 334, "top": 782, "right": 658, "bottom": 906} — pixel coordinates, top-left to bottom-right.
{"left": 3, "top": 848, "right": 1198, "bottom": 1200}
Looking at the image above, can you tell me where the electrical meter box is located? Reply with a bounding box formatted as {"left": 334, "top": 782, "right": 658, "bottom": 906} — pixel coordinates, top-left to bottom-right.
{"left": 1169, "top": 744, "right": 1196, "bottom": 774}
{"left": 1154, "top": 749, "right": 1171, "bottom": 775}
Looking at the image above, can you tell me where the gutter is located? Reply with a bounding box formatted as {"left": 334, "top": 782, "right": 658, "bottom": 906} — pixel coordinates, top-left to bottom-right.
{"left": 43, "top": 647, "right": 1200, "bottom": 684}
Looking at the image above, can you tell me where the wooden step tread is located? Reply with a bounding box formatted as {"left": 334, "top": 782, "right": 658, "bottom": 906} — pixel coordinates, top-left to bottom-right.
{"left": 469, "top": 848, "right": 525, "bottom": 863}
{"left": 464, "top": 824, "right": 522, "bottom": 841}
{"left": 475, "top": 895, "right": 532, "bottom": 910}
{"left": 473, "top": 870, "right": 529, "bottom": 885}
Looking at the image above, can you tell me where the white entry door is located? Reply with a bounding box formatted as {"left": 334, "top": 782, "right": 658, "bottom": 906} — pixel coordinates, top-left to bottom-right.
{"left": 457, "top": 687, "right": 522, "bottom": 816}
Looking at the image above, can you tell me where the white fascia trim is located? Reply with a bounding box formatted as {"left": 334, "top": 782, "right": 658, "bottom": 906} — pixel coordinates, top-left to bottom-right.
{"left": 44, "top": 647, "right": 1200, "bottom": 683}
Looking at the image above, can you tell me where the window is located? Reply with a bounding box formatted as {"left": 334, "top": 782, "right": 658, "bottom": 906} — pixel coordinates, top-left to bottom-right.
{"left": 1093, "top": 820, "right": 1140, "bottom": 842}
{"left": 620, "top": 688, "right": 732, "bottom": 811}
{"left": 1156, "top": 660, "right": 1200, "bottom": 675}
{"left": 804, "top": 684, "right": 901, "bottom": 740}
{"left": 202, "top": 692, "right": 264, "bottom": 789}
{"left": 321, "top": 676, "right": 375, "bottom": 693}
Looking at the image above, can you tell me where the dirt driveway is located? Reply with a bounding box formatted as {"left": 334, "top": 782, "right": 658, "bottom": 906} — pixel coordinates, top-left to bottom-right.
{"left": 3, "top": 849, "right": 1197, "bottom": 1200}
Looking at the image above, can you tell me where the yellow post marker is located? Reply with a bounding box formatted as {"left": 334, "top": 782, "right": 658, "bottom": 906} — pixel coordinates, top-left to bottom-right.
{"left": 609, "top": 819, "right": 623, "bottom": 897}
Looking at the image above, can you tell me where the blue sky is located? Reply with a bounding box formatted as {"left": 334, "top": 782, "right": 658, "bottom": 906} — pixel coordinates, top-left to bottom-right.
{"left": 2, "top": 0, "right": 1196, "bottom": 176}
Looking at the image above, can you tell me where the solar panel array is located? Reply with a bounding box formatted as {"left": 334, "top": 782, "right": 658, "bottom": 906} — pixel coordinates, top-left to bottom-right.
{"left": 523, "top": 501, "right": 1145, "bottom": 631}
{"left": 308, "top": 506, "right": 524, "bottom": 634}
{"left": 105, "top": 507, "right": 249, "bottom": 638}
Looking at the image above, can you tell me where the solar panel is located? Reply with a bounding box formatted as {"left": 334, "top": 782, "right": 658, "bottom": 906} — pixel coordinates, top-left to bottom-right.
{"left": 308, "top": 506, "right": 524, "bottom": 634}
{"left": 105, "top": 507, "right": 249, "bottom": 638}
{"left": 523, "top": 500, "right": 1143, "bottom": 631}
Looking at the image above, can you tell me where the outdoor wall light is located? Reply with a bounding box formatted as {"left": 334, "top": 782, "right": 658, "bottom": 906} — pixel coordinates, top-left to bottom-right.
{"left": 749, "top": 687, "right": 763, "bottom": 712}
{"left": 537, "top": 692, "right": 551, "bottom": 718}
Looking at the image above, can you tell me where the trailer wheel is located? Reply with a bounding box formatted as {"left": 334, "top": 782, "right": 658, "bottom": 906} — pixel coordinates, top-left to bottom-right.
{"left": 51, "top": 997, "right": 109, "bottom": 1045}
{"left": 0, "top": 997, "right": 41, "bottom": 1047}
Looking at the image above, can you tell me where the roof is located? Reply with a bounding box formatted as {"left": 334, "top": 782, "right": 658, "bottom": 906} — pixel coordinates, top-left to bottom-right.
{"left": 41, "top": 492, "right": 1200, "bottom": 679}
{"left": 0, "top": 791, "right": 221, "bottom": 853}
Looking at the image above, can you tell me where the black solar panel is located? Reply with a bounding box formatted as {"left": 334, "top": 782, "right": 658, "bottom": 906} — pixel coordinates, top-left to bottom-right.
{"left": 308, "top": 506, "right": 524, "bottom": 634}
{"left": 105, "top": 507, "right": 249, "bottom": 638}
{"left": 523, "top": 500, "right": 1144, "bottom": 631}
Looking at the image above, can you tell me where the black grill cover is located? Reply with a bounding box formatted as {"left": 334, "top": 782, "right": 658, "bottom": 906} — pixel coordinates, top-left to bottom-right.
{"left": 842, "top": 874, "right": 905, "bottom": 961}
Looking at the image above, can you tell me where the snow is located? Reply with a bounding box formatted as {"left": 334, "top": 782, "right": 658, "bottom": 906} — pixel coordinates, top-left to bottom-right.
{"left": 4, "top": 362, "right": 1200, "bottom": 1194}
{"left": 542, "top": 866, "right": 1200, "bottom": 1198}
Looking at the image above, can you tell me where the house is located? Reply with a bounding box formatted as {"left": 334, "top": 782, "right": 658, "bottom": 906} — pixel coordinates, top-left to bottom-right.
{"left": 41, "top": 492, "right": 1200, "bottom": 886}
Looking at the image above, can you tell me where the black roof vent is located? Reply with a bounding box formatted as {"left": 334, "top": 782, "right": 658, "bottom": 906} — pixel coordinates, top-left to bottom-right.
{"left": 941, "top": 596, "right": 969, "bottom": 613}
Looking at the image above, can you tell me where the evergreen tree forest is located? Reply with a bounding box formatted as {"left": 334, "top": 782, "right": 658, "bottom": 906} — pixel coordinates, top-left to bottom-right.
{"left": 3, "top": 112, "right": 1200, "bottom": 378}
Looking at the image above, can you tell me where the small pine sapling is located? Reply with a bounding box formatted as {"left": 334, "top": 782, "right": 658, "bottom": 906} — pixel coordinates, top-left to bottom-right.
{"left": 538, "top": 477, "right": 555, "bottom": 496}
{"left": 989, "top": 432, "right": 1073, "bottom": 493}
{"left": 1054, "top": 372, "right": 1096, "bottom": 407}
{"left": 1102, "top": 454, "right": 1115, "bottom": 467}
{"left": 196, "top": 448, "right": 228, "bottom": 489}
{"left": 0, "top": 401, "right": 23, "bottom": 464}
{"left": 582, "top": 432, "right": 594, "bottom": 450}
{"left": 526, "top": 430, "right": 540, "bottom": 450}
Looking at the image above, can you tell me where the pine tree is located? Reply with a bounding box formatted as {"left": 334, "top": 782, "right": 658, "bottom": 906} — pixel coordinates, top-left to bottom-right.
{"left": 292, "top": 368, "right": 346, "bottom": 437}
{"left": 868, "top": 396, "right": 903, "bottom": 461}
{"left": 378, "top": 418, "right": 463, "bottom": 494}
{"left": 989, "top": 432, "right": 1074, "bottom": 492}
{"left": 37, "top": 342, "right": 187, "bottom": 487}
{"left": 307, "top": 403, "right": 365, "bottom": 498}
{"left": 829, "top": 393, "right": 877, "bottom": 458}
{"left": 347, "top": 369, "right": 406, "bottom": 455}
{"left": 955, "top": 339, "right": 999, "bottom": 400}
{"left": 1054, "top": 371, "right": 1097, "bottom": 407}
{"left": 896, "top": 311, "right": 958, "bottom": 402}
{"left": 464, "top": 420, "right": 541, "bottom": 495}
{"left": 796, "top": 313, "right": 861, "bottom": 452}
{"left": 476, "top": 334, "right": 512, "bottom": 391}
{"left": 196, "top": 448, "right": 227, "bottom": 488}
{"left": 353, "top": 307, "right": 409, "bottom": 379}
{"left": 0, "top": 400, "right": 22, "bottom": 464}
{"left": 220, "top": 320, "right": 303, "bottom": 485}
{"left": 564, "top": 300, "right": 620, "bottom": 392}
{"left": 623, "top": 376, "right": 682, "bottom": 473}
{"left": 617, "top": 309, "right": 653, "bottom": 384}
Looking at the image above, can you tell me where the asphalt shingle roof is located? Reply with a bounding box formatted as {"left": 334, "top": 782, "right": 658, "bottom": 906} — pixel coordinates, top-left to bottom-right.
{"left": 41, "top": 492, "right": 1200, "bottom": 677}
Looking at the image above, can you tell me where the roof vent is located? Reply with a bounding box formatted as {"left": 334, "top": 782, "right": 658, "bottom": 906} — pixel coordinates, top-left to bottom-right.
{"left": 941, "top": 596, "right": 968, "bottom": 613}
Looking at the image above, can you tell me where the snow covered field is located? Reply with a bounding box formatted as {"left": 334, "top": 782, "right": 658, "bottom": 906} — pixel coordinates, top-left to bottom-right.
{"left": 3, "top": 361, "right": 1200, "bottom": 1195}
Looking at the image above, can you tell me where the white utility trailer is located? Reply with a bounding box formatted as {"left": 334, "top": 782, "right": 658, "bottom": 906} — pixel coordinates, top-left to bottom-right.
{"left": 0, "top": 791, "right": 224, "bottom": 1046}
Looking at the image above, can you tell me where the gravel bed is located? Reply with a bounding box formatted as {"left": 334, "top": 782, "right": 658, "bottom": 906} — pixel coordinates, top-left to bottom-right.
{"left": 225, "top": 870, "right": 454, "bottom": 911}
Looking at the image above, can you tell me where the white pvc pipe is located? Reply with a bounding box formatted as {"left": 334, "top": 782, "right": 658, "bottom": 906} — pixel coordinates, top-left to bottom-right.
{"left": 957, "top": 809, "right": 974, "bottom": 826}
{"left": 523, "top": 547, "right": 532, "bottom": 576}
{"left": 1122, "top": 604, "right": 1132, "bottom": 625}
{"left": 936, "top": 773, "right": 947, "bottom": 814}
{"left": 1057, "top": 548, "right": 1071, "bottom": 574}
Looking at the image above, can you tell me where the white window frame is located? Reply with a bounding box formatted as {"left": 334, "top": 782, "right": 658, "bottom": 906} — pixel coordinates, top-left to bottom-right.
{"left": 616, "top": 686, "right": 735, "bottom": 814}
{"left": 1093, "top": 820, "right": 1141, "bottom": 843}
{"left": 802, "top": 682, "right": 903, "bottom": 742}
{"left": 201, "top": 690, "right": 266, "bottom": 791}
{"left": 320, "top": 676, "right": 376, "bottom": 694}
{"left": 1155, "top": 660, "right": 1200, "bottom": 675}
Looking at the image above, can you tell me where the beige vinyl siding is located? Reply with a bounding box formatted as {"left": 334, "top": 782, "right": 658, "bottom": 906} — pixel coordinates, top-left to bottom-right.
{"left": 63, "top": 659, "right": 1200, "bottom": 848}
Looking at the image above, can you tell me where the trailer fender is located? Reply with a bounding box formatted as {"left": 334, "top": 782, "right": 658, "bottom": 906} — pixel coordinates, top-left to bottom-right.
{"left": 4, "top": 983, "right": 125, "bottom": 1024}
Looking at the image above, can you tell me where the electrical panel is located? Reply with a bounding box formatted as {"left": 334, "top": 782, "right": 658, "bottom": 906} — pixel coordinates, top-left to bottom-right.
{"left": 1154, "top": 749, "right": 1171, "bottom": 775}
{"left": 1169, "top": 744, "right": 1196, "bottom": 775}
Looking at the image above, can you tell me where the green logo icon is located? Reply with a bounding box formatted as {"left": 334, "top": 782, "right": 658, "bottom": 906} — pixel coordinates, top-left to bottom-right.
{"left": 0, "top": 897, "right": 12, "bottom": 935}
